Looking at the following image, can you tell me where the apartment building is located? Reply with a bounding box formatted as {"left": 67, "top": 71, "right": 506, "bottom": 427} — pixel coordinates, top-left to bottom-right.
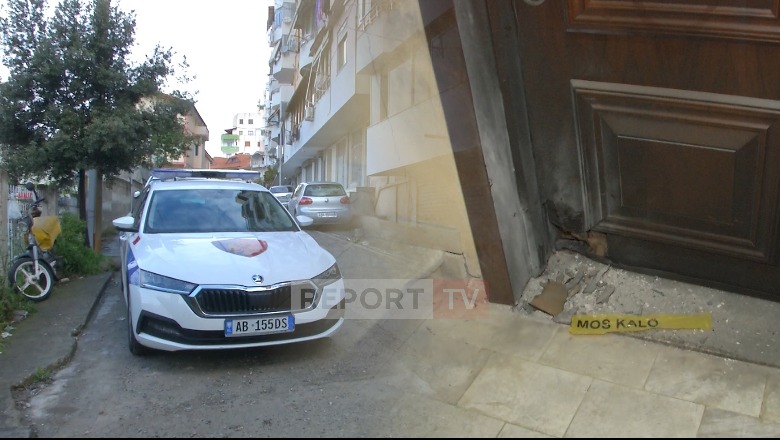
{"left": 167, "top": 102, "right": 212, "bottom": 170}
{"left": 262, "top": 0, "right": 780, "bottom": 304}
{"left": 232, "top": 112, "right": 266, "bottom": 156}
{"left": 137, "top": 94, "right": 212, "bottom": 169}
{"left": 263, "top": 0, "right": 297, "bottom": 185}
{"left": 220, "top": 111, "right": 269, "bottom": 174}
{"left": 265, "top": 0, "right": 479, "bottom": 276}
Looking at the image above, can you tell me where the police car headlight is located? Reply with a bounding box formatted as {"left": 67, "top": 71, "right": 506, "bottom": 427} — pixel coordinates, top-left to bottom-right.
{"left": 313, "top": 263, "right": 341, "bottom": 289}
{"left": 140, "top": 270, "right": 197, "bottom": 295}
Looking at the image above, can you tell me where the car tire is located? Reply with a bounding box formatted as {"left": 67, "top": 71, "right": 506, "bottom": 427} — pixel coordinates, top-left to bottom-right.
{"left": 127, "top": 292, "right": 151, "bottom": 356}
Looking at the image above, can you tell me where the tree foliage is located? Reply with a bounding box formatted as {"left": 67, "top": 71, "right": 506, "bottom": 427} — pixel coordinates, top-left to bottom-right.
{"left": 0, "top": 0, "right": 197, "bottom": 209}
{"left": 262, "top": 164, "right": 279, "bottom": 188}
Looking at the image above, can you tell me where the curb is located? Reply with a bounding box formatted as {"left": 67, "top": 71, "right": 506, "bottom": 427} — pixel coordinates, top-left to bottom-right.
{"left": 74, "top": 270, "right": 117, "bottom": 339}
{"left": 1, "top": 270, "right": 116, "bottom": 438}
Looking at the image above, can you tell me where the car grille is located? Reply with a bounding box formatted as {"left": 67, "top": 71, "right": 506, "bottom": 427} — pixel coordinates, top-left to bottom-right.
{"left": 138, "top": 300, "right": 345, "bottom": 346}
{"left": 193, "top": 282, "right": 318, "bottom": 316}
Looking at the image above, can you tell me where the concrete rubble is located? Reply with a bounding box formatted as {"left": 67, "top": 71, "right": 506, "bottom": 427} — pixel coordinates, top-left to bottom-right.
{"left": 519, "top": 249, "right": 780, "bottom": 369}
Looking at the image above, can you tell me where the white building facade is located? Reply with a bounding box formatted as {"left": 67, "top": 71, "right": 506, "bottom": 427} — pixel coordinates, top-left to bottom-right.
{"left": 265, "top": 0, "right": 479, "bottom": 275}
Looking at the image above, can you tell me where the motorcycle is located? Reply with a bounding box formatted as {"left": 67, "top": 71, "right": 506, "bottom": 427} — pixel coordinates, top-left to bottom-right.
{"left": 8, "top": 182, "right": 62, "bottom": 302}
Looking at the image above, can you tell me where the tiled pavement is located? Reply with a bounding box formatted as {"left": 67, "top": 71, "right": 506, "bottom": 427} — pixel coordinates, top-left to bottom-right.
{"left": 3, "top": 230, "right": 777, "bottom": 437}
{"left": 371, "top": 305, "right": 780, "bottom": 438}
{"left": 310, "top": 230, "right": 780, "bottom": 438}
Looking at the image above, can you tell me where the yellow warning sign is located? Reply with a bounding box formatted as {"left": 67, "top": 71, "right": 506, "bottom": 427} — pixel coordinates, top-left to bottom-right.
{"left": 570, "top": 314, "right": 712, "bottom": 335}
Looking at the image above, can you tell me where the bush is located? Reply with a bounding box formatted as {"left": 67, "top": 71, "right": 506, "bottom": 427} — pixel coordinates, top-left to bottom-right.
{"left": 0, "top": 283, "right": 34, "bottom": 321}
{"left": 54, "top": 212, "right": 109, "bottom": 276}
{"left": 0, "top": 213, "right": 110, "bottom": 348}
{"left": 0, "top": 280, "right": 36, "bottom": 352}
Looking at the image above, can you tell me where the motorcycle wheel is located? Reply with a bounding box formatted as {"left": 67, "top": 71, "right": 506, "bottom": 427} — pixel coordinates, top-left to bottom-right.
{"left": 9, "top": 256, "right": 55, "bottom": 302}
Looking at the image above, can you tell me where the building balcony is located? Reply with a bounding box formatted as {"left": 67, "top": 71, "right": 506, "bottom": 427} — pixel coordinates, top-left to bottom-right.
{"left": 270, "top": 91, "right": 280, "bottom": 112}
{"left": 280, "top": 74, "right": 370, "bottom": 181}
{"left": 366, "top": 93, "right": 454, "bottom": 176}
{"left": 269, "top": 77, "right": 281, "bottom": 93}
{"left": 270, "top": 84, "right": 294, "bottom": 112}
{"left": 272, "top": 51, "right": 297, "bottom": 84}
{"left": 356, "top": 0, "right": 450, "bottom": 74}
{"left": 270, "top": 22, "right": 284, "bottom": 45}
{"left": 268, "top": 124, "right": 281, "bottom": 145}
{"left": 298, "top": 35, "right": 315, "bottom": 76}
{"left": 187, "top": 125, "right": 209, "bottom": 139}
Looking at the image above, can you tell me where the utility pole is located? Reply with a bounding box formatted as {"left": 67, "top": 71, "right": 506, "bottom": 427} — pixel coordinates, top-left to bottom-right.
{"left": 278, "top": 120, "right": 284, "bottom": 186}
{"left": 91, "top": 0, "right": 111, "bottom": 252}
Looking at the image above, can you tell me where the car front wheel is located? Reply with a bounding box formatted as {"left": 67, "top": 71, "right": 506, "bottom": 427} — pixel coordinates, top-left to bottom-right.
{"left": 127, "top": 292, "right": 151, "bottom": 356}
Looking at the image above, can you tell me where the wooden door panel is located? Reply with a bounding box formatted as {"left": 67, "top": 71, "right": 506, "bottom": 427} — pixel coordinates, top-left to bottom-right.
{"left": 507, "top": 0, "right": 780, "bottom": 300}
{"left": 573, "top": 80, "right": 780, "bottom": 263}
{"left": 565, "top": 0, "right": 780, "bottom": 43}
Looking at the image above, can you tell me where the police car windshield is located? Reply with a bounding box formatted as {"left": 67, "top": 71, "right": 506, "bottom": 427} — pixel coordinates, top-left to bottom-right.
{"left": 145, "top": 189, "right": 298, "bottom": 233}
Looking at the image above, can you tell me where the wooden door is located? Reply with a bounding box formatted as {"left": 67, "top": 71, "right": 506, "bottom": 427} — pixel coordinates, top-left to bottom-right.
{"left": 494, "top": 0, "right": 780, "bottom": 300}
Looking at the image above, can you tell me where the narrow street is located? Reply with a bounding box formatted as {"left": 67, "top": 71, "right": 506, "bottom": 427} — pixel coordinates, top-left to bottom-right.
{"left": 13, "top": 229, "right": 478, "bottom": 437}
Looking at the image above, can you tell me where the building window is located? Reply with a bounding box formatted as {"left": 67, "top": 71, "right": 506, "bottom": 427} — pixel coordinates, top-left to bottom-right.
{"left": 257, "top": 142, "right": 262, "bottom": 147}
{"left": 239, "top": 119, "right": 244, "bottom": 124}
{"left": 338, "top": 35, "right": 347, "bottom": 70}
{"left": 311, "top": 44, "right": 331, "bottom": 103}
{"left": 239, "top": 131, "right": 244, "bottom": 135}
{"left": 413, "top": 44, "right": 434, "bottom": 105}
{"left": 335, "top": 139, "right": 347, "bottom": 185}
{"left": 387, "top": 59, "right": 412, "bottom": 117}
{"left": 245, "top": 141, "right": 251, "bottom": 147}
{"left": 248, "top": 119, "right": 254, "bottom": 124}
{"left": 194, "top": 144, "right": 199, "bottom": 156}
{"left": 349, "top": 131, "right": 364, "bottom": 188}
{"left": 248, "top": 130, "right": 254, "bottom": 136}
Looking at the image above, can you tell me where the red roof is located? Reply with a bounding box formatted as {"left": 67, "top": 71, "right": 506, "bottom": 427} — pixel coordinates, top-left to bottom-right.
{"left": 211, "top": 153, "right": 251, "bottom": 170}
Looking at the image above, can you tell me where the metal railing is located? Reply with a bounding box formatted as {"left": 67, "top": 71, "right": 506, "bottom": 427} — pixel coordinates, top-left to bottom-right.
{"left": 358, "top": 0, "right": 397, "bottom": 31}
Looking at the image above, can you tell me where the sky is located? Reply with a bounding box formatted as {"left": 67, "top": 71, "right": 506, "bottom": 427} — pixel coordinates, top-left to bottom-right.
{"left": 119, "top": 0, "right": 270, "bottom": 157}
{"left": 0, "top": 0, "right": 272, "bottom": 158}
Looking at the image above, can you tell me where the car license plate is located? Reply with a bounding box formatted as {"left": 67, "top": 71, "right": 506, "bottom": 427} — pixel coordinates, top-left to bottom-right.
{"left": 225, "top": 315, "right": 295, "bottom": 337}
{"left": 318, "top": 212, "right": 337, "bottom": 218}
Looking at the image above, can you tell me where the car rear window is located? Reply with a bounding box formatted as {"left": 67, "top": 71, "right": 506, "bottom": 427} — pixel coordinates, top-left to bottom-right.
{"left": 303, "top": 184, "right": 346, "bottom": 197}
{"left": 270, "top": 186, "right": 293, "bottom": 194}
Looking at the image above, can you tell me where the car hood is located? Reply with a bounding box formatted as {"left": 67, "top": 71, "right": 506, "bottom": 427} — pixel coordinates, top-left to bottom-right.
{"left": 130, "top": 232, "right": 336, "bottom": 286}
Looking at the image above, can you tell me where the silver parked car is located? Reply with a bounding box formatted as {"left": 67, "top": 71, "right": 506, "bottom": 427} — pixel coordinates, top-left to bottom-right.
{"left": 269, "top": 185, "right": 294, "bottom": 204}
{"left": 287, "top": 182, "right": 352, "bottom": 226}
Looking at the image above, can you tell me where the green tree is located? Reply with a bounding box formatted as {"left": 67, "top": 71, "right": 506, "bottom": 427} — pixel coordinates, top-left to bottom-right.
{"left": 262, "top": 164, "right": 279, "bottom": 188}
{"left": 0, "top": 0, "right": 196, "bottom": 223}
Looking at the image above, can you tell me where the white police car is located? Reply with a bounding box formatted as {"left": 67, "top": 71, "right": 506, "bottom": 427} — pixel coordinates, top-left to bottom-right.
{"left": 112, "top": 169, "right": 345, "bottom": 355}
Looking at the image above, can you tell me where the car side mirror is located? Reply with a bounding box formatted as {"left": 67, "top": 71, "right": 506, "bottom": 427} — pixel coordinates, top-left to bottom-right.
{"left": 113, "top": 216, "right": 138, "bottom": 232}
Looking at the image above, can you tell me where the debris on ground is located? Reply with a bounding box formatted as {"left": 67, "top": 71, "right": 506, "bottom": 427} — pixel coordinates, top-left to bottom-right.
{"left": 529, "top": 280, "right": 568, "bottom": 316}
{"left": 595, "top": 285, "right": 616, "bottom": 304}
{"left": 520, "top": 250, "right": 720, "bottom": 330}
{"left": 514, "top": 249, "right": 780, "bottom": 369}
{"left": 13, "top": 310, "right": 28, "bottom": 322}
